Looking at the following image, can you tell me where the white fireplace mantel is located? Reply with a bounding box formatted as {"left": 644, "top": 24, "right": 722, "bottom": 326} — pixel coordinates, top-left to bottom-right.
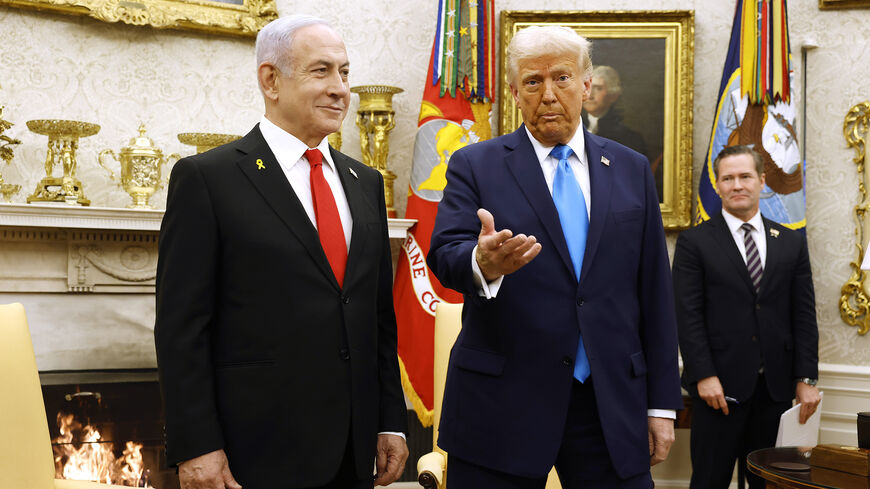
{"left": 0, "top": 203, "right": 416, "bottom": 371}
{"left": 0, "top": 203, "right": 416, "bottom": 295}
{"left": 0, "top": 203, "right": 416, "bottom": 238}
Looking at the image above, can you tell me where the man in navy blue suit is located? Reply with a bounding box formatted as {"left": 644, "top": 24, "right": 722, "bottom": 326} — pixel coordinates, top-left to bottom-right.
{"left": 427, "top": 25, "right": 683, "bottom": 489}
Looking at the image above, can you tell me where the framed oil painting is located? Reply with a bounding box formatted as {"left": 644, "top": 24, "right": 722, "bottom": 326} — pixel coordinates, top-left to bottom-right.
{"left": 500, "top": 10, "right": 694, "bottom": 229}
{"left": 0, "top": 0, "right": 276, "bottom": 37}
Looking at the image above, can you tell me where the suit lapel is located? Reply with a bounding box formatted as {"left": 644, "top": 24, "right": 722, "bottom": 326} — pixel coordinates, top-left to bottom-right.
{"left": 234, "top": 125, "right": 338, "bottom": 288}
{"left": 504, "top": 126, "right": 576, "bottom": 278}
{"left": 709, "top": 213, "right": 758, "bottom": 294}
{"left": 331, "top": 147, "right": 376, "bottom": 289}
{"left": 579, "top": 130, "right": 613, "bottom": 284}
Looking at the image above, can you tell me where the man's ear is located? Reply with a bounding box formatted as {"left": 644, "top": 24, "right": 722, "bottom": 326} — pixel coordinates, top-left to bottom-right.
{"left": 581, "top": 77, "right": 592, "bottom": 102}
{"left": 258, "top": 64, "right": 280, "bottom": 101}
{"left": 509, "top": 84, "right": 519, "bottom": 104}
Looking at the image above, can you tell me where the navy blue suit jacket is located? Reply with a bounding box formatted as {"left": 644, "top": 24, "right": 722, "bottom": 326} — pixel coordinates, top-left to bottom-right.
{"left": 427, "top": 126, "right": 683, "bottom": 478}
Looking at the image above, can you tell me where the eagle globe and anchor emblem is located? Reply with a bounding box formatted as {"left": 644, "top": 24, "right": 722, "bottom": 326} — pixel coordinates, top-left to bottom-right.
{"left": 410, "top": 100, "right": 490, "bottom": 200}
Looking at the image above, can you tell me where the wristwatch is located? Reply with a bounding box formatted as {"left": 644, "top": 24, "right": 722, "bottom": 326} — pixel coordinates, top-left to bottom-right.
{"left": 796, "top": 377, "right": 818, "bottom": 386}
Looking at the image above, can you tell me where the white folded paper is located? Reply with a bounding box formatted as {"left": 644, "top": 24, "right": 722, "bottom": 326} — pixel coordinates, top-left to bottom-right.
{"left": 775, "top": 391, "right": 823, "bottom": 447}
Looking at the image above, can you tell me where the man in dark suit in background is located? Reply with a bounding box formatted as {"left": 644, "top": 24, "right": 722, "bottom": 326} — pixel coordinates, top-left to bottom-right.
{"left": 154, "top": 14, "right": 407, "bottom": 489}
{"left": 427, "top": 25, "right": 682, "bottom": 488}
{"left": 673, "top": 145, "right": 821, "bottom": 489}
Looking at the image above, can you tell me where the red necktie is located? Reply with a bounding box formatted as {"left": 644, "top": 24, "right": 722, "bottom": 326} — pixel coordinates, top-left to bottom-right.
{"left": 305, "top": 148, "right": 347, "bottom": 287}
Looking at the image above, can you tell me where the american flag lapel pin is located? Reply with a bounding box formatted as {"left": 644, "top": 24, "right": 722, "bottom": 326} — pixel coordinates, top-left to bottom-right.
{"left": 349, "top": 167, "right": 358, "bottom": 179}
{"left": 601, "top": 156, "right": 610, "bottom": 166}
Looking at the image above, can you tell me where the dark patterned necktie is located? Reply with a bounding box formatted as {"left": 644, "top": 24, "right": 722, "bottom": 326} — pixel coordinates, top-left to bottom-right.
{"left": 741, "top": 223, "right": 763, "bottom": 292}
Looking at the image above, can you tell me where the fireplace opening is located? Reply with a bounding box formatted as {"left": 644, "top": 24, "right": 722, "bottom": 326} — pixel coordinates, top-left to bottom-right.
{"left": 40, "top": 370, "right": 179, "bottom": 489}
{"left": 40, "top": 369, "right": 431, "bottom": 487}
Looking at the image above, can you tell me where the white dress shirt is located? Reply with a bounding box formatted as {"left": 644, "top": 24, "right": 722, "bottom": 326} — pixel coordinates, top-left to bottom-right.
{"left": 259, "top": 115, "right": 406, "bottom": 439}
{"left": 259, "top": 115, "right": 353, "bottom": 249}
{"left": 472, "top": 126, "right": 590, "bottom": 298}
{"left": 721, "top": 208, "right": 767, "bottom": 267}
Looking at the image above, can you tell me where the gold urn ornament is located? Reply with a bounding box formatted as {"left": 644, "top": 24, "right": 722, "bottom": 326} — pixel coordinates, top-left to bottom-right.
{"left": 99, "top": 124, "right": 180, "bottom": 209}
{"left": 26, "top": 119, "right": 100, "bottom": 206}
{"left": 351, "top": 85, "right": 403, "bottom": 218}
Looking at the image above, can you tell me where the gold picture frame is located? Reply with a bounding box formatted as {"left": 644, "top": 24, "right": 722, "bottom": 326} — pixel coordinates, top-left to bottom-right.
{"left": 0, "top": 0, "right": 277, "bottom": 37}
{"left": 820, "top": 0, "right": 870, "bottom": 9}
{"left": 500, "top": 10, "right": 694, "bottom": 229}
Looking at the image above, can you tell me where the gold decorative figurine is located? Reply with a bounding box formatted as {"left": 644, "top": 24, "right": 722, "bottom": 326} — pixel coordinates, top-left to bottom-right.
{"left": 327, "top": 131, "right": 342, "bottom": 151}
{"left": 99, "top": 124, "right": 180, "bottom": 209}
{"left": 178, "top": 132, "right": 242, "bottom": 154}
{"left": 0, "top": 106, "right": 22, "bottom": 202}
{"left": 351, "top": 85, "right": 403, "bottom": 217}
{"left": 26, "top": 119, "right": 100, "bottom": 206}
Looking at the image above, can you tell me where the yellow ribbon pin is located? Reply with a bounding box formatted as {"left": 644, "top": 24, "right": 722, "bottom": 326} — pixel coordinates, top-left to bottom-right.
{"left": 256, "top": 159, "right": 265, "bottom": 170}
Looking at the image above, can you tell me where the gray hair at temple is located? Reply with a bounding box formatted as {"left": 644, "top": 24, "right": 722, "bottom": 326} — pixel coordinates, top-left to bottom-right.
{"left": 506, "top": 25, "right": 593, "bottom": 85}
{"left": 592, "top": 65, "right": 623, "bottom": 97}
{"left": 255, "top": 14, "right": 333, "bottom": 74}
{"left": 713, "top": 144, "right": 765, "bottom": 178}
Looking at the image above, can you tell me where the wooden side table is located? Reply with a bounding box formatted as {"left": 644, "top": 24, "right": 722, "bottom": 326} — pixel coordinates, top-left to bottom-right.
{"left": 746, "top": 447, "right": 870, "bottom": 489}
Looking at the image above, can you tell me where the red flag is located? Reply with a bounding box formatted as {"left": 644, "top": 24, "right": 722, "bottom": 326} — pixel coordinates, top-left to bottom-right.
{"left": 393, "top": 1, "right": 493, "bottom": 426}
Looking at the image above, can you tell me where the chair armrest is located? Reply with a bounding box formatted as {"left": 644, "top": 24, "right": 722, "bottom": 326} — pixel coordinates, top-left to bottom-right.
{"left": 55, "top": 479, "right": 131, "bottom": 489}
{"left": 417, "top": 451, "right": 446, "bottom": 489}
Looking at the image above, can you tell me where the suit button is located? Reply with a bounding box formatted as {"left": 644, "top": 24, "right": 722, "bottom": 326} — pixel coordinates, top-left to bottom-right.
{"left": 340, "top": 348, "right": 350, "bottom": 360}
{"left": 576, "top": 298, "right": 584, "bottom": 307}
{"left": 756, "top": 304, "right": 761, "bottom": 310}
{"left": 752, "top": 336, "right": 758, "bottom": 342}
{"left": 562, "top": 356, "right": 573, "bottom": 366}
{"left": 342, "top": 295, "right": 350, "bottom": 304}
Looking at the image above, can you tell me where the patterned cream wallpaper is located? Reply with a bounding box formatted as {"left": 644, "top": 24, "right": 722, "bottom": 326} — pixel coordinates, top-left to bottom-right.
{"left": 0, "top": 0, "right": 868, "bottom": 364}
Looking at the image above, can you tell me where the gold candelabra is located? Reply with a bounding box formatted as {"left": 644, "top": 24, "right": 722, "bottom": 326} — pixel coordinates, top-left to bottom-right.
{"left": 0, "top": 106, "right": 22, "bottom": 202}
{"left": 328, "top": 131, "right": 342, "bottom": 151}
{"left": 27, "top": 119, "right": 100, "bottom": 206}
{"left": 351, "top": 85, "right": 403, "bottom": 217}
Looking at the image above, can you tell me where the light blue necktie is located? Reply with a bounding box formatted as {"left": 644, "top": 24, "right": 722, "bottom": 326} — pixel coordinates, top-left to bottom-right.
{"left": 550, "top": 144, "right": 591, "bottom": 383}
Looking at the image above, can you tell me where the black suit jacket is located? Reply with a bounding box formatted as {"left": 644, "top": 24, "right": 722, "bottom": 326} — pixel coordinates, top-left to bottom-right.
{"left": 673, "top": 212, "right": 818, "bottom": 403}
{"left": 154, "top": 125, "right": 407, "bottom": 488}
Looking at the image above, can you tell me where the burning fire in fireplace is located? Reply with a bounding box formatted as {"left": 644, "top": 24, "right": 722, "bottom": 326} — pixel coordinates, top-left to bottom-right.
{"left": 53, "top": 412, "right": 155, "bottom": 488}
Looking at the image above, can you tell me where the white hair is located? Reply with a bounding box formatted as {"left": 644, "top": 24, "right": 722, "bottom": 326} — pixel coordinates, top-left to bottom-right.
{"left": 592, "top": 65, "right": 623, "bottom": 96}
{"left": 506, "top": 25, "right": 592, "bottom": 85}
{"left": 255, "top": 14, "right": 332, "bottom": 73}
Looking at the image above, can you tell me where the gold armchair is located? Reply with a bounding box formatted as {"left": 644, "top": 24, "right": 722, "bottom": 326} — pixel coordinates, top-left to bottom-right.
{"left": 0, "top": 303, "right": 128, "bottom": 489}
{"left": 416, "top": 302, "right": 562, "bottom": 488}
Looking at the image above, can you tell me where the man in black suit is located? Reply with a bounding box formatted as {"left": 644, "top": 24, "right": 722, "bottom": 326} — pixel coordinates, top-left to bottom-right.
{"left": 154, "top": 14, "right": 408, "bottom": 489}
{"left": 673, "top": 145, "right": 821, "bottom": 489}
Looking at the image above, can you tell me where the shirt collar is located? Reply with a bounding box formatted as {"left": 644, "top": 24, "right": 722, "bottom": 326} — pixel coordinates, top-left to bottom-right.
{"left": 523, "top": 123, "right": 587, "bottom": 165}
{"left": 722, "top": 208, "right": 764, "bottom": 235}
{"left": 259, "top": 115, "right": 335, "bottom": 172}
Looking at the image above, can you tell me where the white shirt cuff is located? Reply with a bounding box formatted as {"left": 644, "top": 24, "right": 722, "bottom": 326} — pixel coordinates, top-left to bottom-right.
{"left": 471, "top": 245, "right": 504, "bottom": 298}
{"left": 378, "top": 431, "right": 406, "bottom": 440}
{"left": 647, "top": 409, "right": 677, "bottom": 419}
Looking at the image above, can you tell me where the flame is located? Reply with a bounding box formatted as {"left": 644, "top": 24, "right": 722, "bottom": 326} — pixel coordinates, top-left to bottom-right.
{"left": 53, "top": 412, "right": 155, "bottom": 487}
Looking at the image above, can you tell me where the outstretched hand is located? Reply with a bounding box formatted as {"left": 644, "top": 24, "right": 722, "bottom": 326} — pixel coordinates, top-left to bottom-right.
{"left": 475, "top": 208, "right": 542, "bottom": 281}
